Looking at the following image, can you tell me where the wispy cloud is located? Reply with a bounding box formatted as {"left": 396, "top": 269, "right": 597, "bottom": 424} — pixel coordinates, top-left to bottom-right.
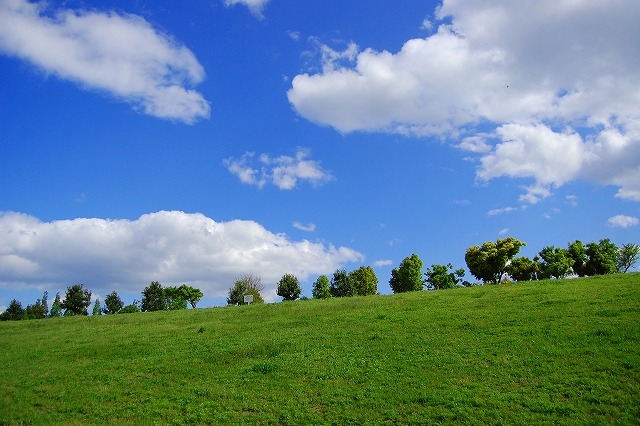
{"left": 224, "top": 148, "right": 334, "bottom": 190}
{"left": 0, "top": 0, "right": 210, "bottom": 123}
{"left": 293, "top": 222, "right": 316, "bottom": 232}
{"left": 374, "top": 259, "right": 393, "bottom": 267}
{"left": 487, "top": 206, "right": 518, "bottom": 216}
{"left": 224, "top": 0, "right": 270, "bottom": 19}
{"left": 0, "top": 211, "right": 363, "bottom": 301}
{"left": 607, "top": 215, "right": 639, "bottom": 229}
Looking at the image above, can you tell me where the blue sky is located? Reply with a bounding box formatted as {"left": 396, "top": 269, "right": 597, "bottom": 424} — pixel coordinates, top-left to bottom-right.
{"left": 1, "top": 0, "right": 639, "bottom": 309}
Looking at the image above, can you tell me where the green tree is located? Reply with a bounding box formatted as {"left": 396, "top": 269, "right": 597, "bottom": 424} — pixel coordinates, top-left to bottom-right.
{"left": 312, "top": 275, "right": 332, "bottom": 299}
{"left": 1, "top": 299, "right": 24, "bottom": 321}
{"left": 349, "top": 266, "right": 378, "bottom": 296}
{"left": 92, "top": 299, "right": 102, "bottom": 316}
{"left": 585, "top": 239, "right": 619, "bottom": 275}
{"left": 537, "top": 246, "right": 574, "bottom": 279}
{"left": 141, "top": 281, "right": 167, "bottom": 312}
{"left": 465, "top": 237, "right": 526, "bottom": 284}
{"left": 617, "top": 243, "right": 640, "bottom": 273}
{"left": 103, "top": 291, "right": 124, "bottom": 314}
{"left": 49, "top": 293, "right": 63, "bottom": 317}
{"left": 61, "top": 284, "right": 92, "bottom": 316}
{"left": 424, "top": 263, "right": 465, "bottom": 290}
{"left": 276, "top": 274, "right": 302, "bottom": 301}
{"left": 331, "top": 269, "right": 354, "bottom": 297}
{"left": 165, "top": 287, "right": 188, "bottom": 310}
{"left": 389, "top": 254, "right": 424, "bottom": 293}
{"left": 507, "top": 256, "right": 538, "bottom": 281}
{"left": 227, "top": 273, "right": 264, "bottom": 305}
{"left": 567, "top": 240, "right": 588, "bottom": 276}
{"left": 177, "top": 285, "right": 203, "bottom": 308}
{"left": 120, "top": 303, "right": 140, "bottom": 314}
{"left": 24, "top": 295, "right": 48, "bottom": 319}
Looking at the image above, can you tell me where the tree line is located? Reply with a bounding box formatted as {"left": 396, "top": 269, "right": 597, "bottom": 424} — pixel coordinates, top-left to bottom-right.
{"left": 2, "top": 237, "right": 637, "bottom": 320}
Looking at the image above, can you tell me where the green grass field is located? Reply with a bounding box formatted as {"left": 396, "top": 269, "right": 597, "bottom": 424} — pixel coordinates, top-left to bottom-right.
{"left": 1, "top": 274, "right": 639, "bottom": 425}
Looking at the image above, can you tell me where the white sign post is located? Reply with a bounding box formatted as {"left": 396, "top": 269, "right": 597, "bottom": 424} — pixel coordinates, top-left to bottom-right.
{"left": 243, "top": 294, "right": 254, "bottom": 305}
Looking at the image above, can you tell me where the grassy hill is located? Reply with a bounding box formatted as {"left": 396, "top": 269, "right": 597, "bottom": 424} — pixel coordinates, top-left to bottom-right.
{"left": 1, "top": 274, "right": 639, "bottom": 425}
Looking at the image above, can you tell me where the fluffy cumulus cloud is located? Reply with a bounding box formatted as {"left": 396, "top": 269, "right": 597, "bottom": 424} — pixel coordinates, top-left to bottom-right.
{"left": 224, "top": 0, "right": 270, "bottom": 19}
{"left": 0, "top": 211, "right": 363, "bottom": 301}
{"left": 607, "top": 215, "right": 639, "bottom": 229}
{"left": 287, "top": 0, "right": 640, "bottom": 203}
{"left": 0, "top": 0, "right": 210, "bottom": 123}
{"left": 224, "top": 148, "right": 334, "bottom": 190}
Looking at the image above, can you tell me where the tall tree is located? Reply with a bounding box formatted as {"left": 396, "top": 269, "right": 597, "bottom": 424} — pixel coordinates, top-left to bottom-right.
{"left": 0, "top": 299, "right": 24, "bottom": 321}
{"left": 92, "top": 299, "right": 102, "bottom": 316}
{"left": 424, "top": 263, "right": 465, "bottom": 290}
{"left": 331, "top": 269, "right": 354, "bottom": 297}
{"left": 349, "top": 266, "right": 378, "bottom": 296}
{"left": 617, "top": 243, "right": 640, "bottom": 273}
{"left": 276, "top": 274, "right": 302, "bottom": 301}
{"left": 227, "top": 273, "right": 264, "bottom": 305}
{"left": 49, "top": 293, "right": 63, "bottom": 317}
{"left": 465, "top": 237, "right": 526, "bottom": 284}
{"left": 312, "top": 275, "right": 332, "bottom": 299}
{"left": 585, "top": 239, "right": 619, "bottom": 275}
{"left": 61, "top": 284, "right": 92, "bottom": 316}
{"left": 389, "top": 254, "right": 424, "bottom": 293}
{"left": 141, "top": 281, "right": 167, "bottom": 312}
{"left": 537, "top": 246, "right": 574, "bottom": 279}
{"left": 103, "top": 291, "right": 124, "bottom": 314}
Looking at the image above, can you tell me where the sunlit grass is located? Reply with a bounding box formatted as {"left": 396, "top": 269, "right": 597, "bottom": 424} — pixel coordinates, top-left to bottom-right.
{"left": 1, "top": 273, "right": 639, "bottom": 424}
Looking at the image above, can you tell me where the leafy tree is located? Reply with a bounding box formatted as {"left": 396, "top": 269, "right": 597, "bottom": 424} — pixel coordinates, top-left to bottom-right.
{"left": 227, "top": 273, "right": 264, "bottom": 305}
{"left": 331, "top": 269, "right": 354, "bottom": 297}
{"left": 465, "top": 237, "right": 526, "bottom": 284}
{"left": 585, "top": 239, "right": 619, "bottom": 275}
{"left": 141, "top": 281, "right": 167, "bottom": 312}
{"left": 277, "top": 274, "right": 302, "bottom": 301}
{"left": 507, "top": 256, "right": 538, "bottom": 281}
{"left": 92, "top": 299, "right": 102, "bottom": 316}
{"left": 120, "top": 303, "right": 140, "bottom": 314}
{"left": 567, "top": 240, "right": 588, "bottom": 276}
{"left": 312, "top": 275, "right": 332, "bottom": 299}
{"left": 24, "top": 297, "right": 48, "bottom": 319}
{"left": 537, "top": 246, "right": 574, "bottom": 279}
{"left": 103, "top": 291, "right": 124, "bottom": 314}
{"left": 1, "top": 299, "right": 24, "bottom": 321}
{"left": 41, "top": 291, "right": 48, "bottom": 318}
{"left": 617, "top": 243, "right": 640, "bottom": 273}
{"left": 348, "top": 266, "right": 379, "bottom": 296}
{"left": 424, "top": 263, "right": 465, "bottom": 290}
{"left": 50, "top": 293, "right": 63, "bottom": 317}
{"left": 177, "top": 285, "right": 203, "bottom": 308}
{"left": 389, "top": 254, "right": 424, "bottom": 293}
{"left": 61, "top": 284, "right": 92, "bottom": 316}
{"left": 165, "top": 287, "right": 188, "bottom": 310}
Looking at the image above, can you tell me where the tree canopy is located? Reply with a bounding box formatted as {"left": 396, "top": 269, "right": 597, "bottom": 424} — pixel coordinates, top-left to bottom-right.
{"left": 424, "top": 264, "right": 465, "bottom": 290}
{"left": 389, "top": 254, "right": 424, "bottom": 293}
{"left": 141, "top": 281, "right": 167, "bottom": 312}
{"left": 227, "top": 273, "right": 264, "bottom": 305}
{"left": 276, "top": 274, "right": 302, "bottom": 301}
{"left": 61, "top": 284, "right": 92, "bottom": 316}
{"left": 465, "top": 237, "right": 526, "bottom": 284}
{"left": 312, "top": 275, "right": 332, "bottom": 299}
{"left": 349, "top": 266, "right": 379, "bottom": 296}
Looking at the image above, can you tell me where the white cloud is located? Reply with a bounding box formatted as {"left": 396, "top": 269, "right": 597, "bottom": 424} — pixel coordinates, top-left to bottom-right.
{"left": 487, "top": 206, "right": 518, "bottom": 216}
{"left": 0, "top": 211, "right": 363, "bottom": 302}
{"left": 0, "top": 0, "right": 209, "bottom": 123}
{"left": 498, "top": 228, "right": 509, "bottom": 236}
{"left": 288, "top": 0, "right": 640, "bottom": 203}
{"left": 293, "top": 222, "right": 316, "bottom": 232}
{"left": 374, "top": 259, "right": 393, "bottom": 267}
{"left": 224, "top": 0, "right": 269, "bottom": 19}
{"left": 224, "top": 148, "right": 334, "bottom": 190}
{"left": 607, "top": 215, "right": 639, "bottom": 229}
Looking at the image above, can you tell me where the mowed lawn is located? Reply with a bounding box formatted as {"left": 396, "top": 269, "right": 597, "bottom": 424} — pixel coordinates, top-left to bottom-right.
{"left": 1, "top": 274, "right": 639, "bottom": 425}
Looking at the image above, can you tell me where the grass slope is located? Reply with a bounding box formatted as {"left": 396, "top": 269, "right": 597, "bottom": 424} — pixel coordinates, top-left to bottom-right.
{"left": 1, "top": 274, "right": 639, "bottom": 425}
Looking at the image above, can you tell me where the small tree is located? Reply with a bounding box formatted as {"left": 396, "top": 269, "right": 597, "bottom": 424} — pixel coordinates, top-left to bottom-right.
{"left": 276, "top": 274, "right": 302, "bottom": 301}
{"left": 120, "top": 303, "right": 140, "bottom": 314}
{"left": 312, "top": 275, "right": 332, "bottom": 299}
{"left": 424, "top": 263, "right": 465, "bottom": 290}
{"left": 331, "top": 269, "right": 354, "bottom": 297}
{"left": 50, "top": 293, "right": 63, "bottom": 317}
{"left": 177, "top": 285, "right": 203, "bottom": 308}
{"left": 465, "top": 237, "right": 526, "bottom": 284}
{"left": 537, "top": 246, "right": 574, "bottom": 279}
{"left": 61, "top": 284, "right": 92, "bottom": 316}
{"left": 227, "top": 274, "right": 264, "bottom": 305}
{"left": 0, "top": 299, "right": 24, "bottom": 321}
{"left": 165, "top": 287, "right": 188, "bottom": 310}
{"left": 349, "top": 266, "right": 378, "bottom": 296}
{"left": 141, "top": 281, "right": 167, "bottom": 312}
{"left": 507, "top": 256, "right": 538, "bottom": 281}
{"left": 24, "top": 296, "right": 48, "bottom": 320}
{"left": 617, "top": 243, "right": 640, "bottom": 273}
{"left": 389, "top": 254, "right": 424, "bottom": 293}
{"left": 92, "top": 299, "right": 102, "bottom": 316}
{"left": 585, "top": 239, "right": 619, "bottom": 275}
{"left": 103, "top": 291, "right": 124, "bottom": 314}
{"left": 567, "top": 240, "right": 588, "bottom": 276}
